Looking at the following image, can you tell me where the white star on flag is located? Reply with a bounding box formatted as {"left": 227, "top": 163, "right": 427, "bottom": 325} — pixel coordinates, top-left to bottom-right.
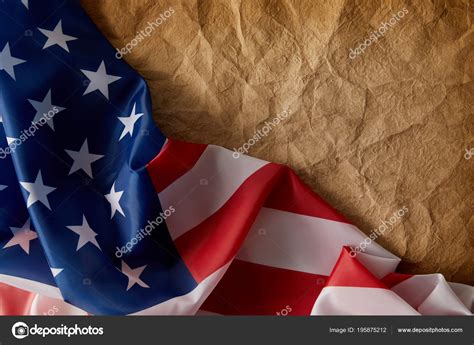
{"left": 6, "top": 137, "right": 17, "bottom": 146}
{"left": 120, "top": 260, "right": 150, "bottom": 291}
{"left": 105, "top": 182, "right": 125, "bottom": 218}
{"left": 65, "top": 139, "right": 104, "bottom": 178}
{"left": 67, "top": 215, "right": 101, "bottom": 251}
{"left": 3, "top": 218, "right": 38, "bottom": 254}
{"left": 81, "top": 61, "right": 121, "bottom": 100}
{"left": 19, "top": 171, "right": 56, "bottom": 210}
{"left": 0, "top": 185, "right": 7, "bottom": 191}
{"left": 118, "top": 103, "right": 144, "bottom": 140}
{"left": 28, "top": 89, "right": 66, "bottom": 130}
{"left": 38, "top": 20, "right": 78, "bottom": 52}
{"left": 50, "top": 267, "right": 64, "bottom": 277}
{"left": 21, "top": 0, "right": 28, "bottom": 9}
{"left": 0, "top": 43, "right": 26, "bottom": 80}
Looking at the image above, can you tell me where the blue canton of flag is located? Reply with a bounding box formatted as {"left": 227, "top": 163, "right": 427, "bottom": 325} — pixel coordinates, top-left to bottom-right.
{"left": 0, "top": 0, "right": 197, "bottom": 314}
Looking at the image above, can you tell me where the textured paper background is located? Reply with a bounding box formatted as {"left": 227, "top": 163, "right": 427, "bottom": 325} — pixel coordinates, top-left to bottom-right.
{"left": 81, "top": 0, "right": 474, "bottom": 284}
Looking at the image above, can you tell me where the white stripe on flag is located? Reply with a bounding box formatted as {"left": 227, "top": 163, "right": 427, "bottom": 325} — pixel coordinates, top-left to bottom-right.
{"left": 448, "top": 282, "right": 474, "bottom": 313}
{"left": 0, "top": 274, "right": 62, "bottom": 299}
{"left": 237, "top": 207, "right": 399, "bottom": 277}
{"left": 391, "top": 275, "right": 472, "bottom": 315}
{"left": 159, "top": 145, "right": 268, "bottom": 240}
{"left": 30, "top": 294, "right": 87, "bottom": 315}
{"left": 311, "top": 286, "right": 419, "bottom": 315}
{"left": 130, "top": 263, "right": 230, "bottom": 315}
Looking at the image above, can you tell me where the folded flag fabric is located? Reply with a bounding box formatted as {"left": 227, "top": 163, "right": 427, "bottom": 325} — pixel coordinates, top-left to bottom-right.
{"left": 0, "top": 0, "right": 472, "bottom": 316}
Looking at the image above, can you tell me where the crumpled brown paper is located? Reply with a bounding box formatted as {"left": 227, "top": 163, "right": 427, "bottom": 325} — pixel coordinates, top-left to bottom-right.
{"left": 81, "top": 0, "right": 474, "bottom": 284}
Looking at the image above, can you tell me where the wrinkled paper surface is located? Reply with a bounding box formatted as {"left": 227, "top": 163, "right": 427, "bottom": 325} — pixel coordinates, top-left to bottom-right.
{"left": 81, "top": 0, "right": 474, "bottom": 284}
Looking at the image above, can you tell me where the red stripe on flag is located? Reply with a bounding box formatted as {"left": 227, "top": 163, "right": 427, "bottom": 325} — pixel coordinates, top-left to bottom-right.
{"left": 148, "top": 140, "right": 349, "bottom": 223}
{"left": 174, "top": 163, "right": 284, "bottom": 282}
{"left": 147, "top": 139, "right": 207, "bottom": 193}
{"left": 382, "top": 273, "right": 414, "bottom": 288}
{"left": 325, "top": 247, "right": 388, "bottom": 289}
{"left": 0, "top": 283, "right": 35, "bottom": 315}
{"left": 202, "top": 260, "right": 326, "bottom": 315}
{"left": 264, "top": 168, "right": 350, "bottom": 224}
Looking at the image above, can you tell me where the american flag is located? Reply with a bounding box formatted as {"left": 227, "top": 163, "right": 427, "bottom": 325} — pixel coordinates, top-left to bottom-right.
{"left": 0, "top": 0, "right": 472, "bottom": 316}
